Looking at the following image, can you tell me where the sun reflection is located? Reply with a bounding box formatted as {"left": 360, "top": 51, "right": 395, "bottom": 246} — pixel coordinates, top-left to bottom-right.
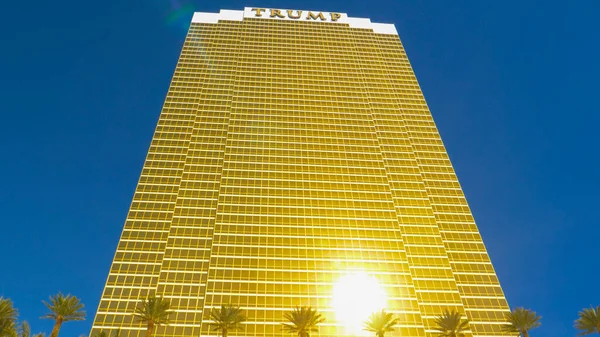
{"left": 332, "top": 272, "right": 387, "bottom": 335}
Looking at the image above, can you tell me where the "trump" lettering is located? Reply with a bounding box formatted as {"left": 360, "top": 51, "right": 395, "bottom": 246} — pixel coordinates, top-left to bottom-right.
{"left": 251, "top": 8, "right": 342, "bottom": 22}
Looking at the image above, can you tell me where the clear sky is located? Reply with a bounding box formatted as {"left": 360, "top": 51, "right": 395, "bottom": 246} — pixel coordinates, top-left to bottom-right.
{"left": 1, "top": 1, "right": 598, "bottom": 337}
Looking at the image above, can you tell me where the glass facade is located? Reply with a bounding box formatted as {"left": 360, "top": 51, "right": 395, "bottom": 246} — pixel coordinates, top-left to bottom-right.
{"left": 91, "top": 8, "right": 509, "bottom": 337}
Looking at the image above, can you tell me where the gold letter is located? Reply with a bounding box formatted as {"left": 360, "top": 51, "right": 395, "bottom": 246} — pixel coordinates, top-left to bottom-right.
{"left": 306, "top": 11, "right": 326, "bottom": 21}
{"left": 270, "top": 9, "right": 285, "bottom": 18}
{"left": 251, "top": 8, "right": 266, "bottom": 17}
{"left": 287, "top": 10, "right": 302, "bottom": 19}
{"left": 330, "top": 12, "right": 341, "bottom": 22}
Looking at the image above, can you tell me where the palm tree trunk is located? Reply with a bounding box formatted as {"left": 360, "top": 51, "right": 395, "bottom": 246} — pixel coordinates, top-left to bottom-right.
{"left": 522, "top": 330, "right": 529, "bottom": 337}
{"left": 49, "top": 318, "right": 63, "bottom": 337}
{"left": 146, "top": 321, "right": 155, "bottom": 337}
{"left": 222, "top": 328, "right": 227, "bottom": 337}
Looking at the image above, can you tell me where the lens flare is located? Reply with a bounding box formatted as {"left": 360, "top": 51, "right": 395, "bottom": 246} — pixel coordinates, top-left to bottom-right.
{"left": 156, "top": 0, "right": 196, "bottom": 33}
{"left": 332, "top": 272, "right": 387, "bottom": 335}
{"left": 165, "top": 3, "right": 195, "bottom": 26}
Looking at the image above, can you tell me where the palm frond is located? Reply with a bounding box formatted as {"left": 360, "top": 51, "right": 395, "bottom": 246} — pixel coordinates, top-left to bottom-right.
{"left": 363, "top": 310, "right": 399, "bottom": 336}
{"left": 40, "top": 293, "right": 86, "bottom": 322}
{"left": 433, "top": 310, "right": 469, "bottom": 337}
{"left": 575, "top": 306, "right": 600, "bottom": 336}
{"left": 281, "top": 307, "right": 325, "bottom": 336}
{"left": 0, "top": 297, "right": 19, "bottom": 337}
{"left": 0, "top": 298, "right": 18, "bottom": 322}
{"left": 18, "top": 321, "right": 31, "bottom": 337}
{"left": 502, "top": 307, "right": 541, "bottom": 336}
{"left": 133, "top": 295, "right": 172, "bottom": 326}
{"left": 209, "top": 305, "right": 246, "bottom": 331}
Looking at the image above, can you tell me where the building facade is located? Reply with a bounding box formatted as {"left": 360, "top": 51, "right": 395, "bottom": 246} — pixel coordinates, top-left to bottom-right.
{"left": 91, "top": 8, "right": 510, "bottom": 337}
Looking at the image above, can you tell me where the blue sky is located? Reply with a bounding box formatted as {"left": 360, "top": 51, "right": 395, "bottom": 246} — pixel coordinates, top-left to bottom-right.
{"left": 0, "top": 1, "right": 598, "bottom": 337}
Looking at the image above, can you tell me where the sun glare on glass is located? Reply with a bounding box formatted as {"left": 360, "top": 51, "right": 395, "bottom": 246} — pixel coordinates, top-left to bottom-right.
{"left": 332, "top": 272, "right": 387, "bottom": 335}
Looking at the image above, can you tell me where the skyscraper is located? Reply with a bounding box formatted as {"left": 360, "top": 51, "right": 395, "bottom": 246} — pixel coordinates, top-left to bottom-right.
{"left": 91, "top": 8, "right": 510, "bottom": 337}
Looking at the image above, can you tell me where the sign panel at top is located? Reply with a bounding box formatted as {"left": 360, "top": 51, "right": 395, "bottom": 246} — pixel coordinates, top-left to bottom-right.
{"left": 191, "top": 8, "right": 398, "bottom": 35}
{"left": 243, "top": 7, "right": 348, "bottom": 23}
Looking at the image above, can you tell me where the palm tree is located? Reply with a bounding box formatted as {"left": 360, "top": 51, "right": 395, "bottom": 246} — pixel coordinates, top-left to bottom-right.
{"left": 281, "top": 307, "right": 325, "bottom": 337}
{"left": 18, "top": 321, "right": 30, "bottom": 337}
{"left": 575, "top": 306, "right": 600, "bottom": 336}
{"left": 433, "top": 310, "right": 469, "bottom": 337}
{"left": 40, "top": 293, "right": 86, "bottom": 337}
{"left": 41, "top": 292, "right": 85, "bottom": 337}
{"left": 502, "top": 307, "right": 541, "bottom": 337}
{"left": 17, "top": 322, "right": 45, "bottom": 337}
{"left": 133, "top": 295, "right": 172, "bottom": 337}
{"left": 364, "top": 310, "right": 400, "bottom": 337}
{"left": 209, "top": 305, "right": 246, "bottom": 337}
{"left": 0, "top": 297, "right": 18, "bottom": 337}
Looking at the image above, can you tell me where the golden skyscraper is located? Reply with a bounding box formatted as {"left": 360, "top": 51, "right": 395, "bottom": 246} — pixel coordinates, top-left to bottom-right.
{"left": 91, "top": 8, "right": 510, "bottom": 337}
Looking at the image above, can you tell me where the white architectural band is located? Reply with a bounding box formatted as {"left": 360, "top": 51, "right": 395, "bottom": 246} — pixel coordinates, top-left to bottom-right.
{"left": 191, "top": 7, "right": 398, "bottom": 35}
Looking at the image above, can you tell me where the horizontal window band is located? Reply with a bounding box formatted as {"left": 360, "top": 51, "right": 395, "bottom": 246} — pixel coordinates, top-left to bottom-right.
{"left": 115, "top": 250, "right": 165, "bottom": 254}
{"left": 123, "top": 229, "right": 170, "bottom": 233}
{"left": 209, "top": 255, "right": 406, "bottom": 264}
{"left": 92, "top": 327, "right": 145, "bottom": 330}
{"left": 212, "top": 232, "right": 400, "bottom": 241}
{"left": 112, "top": 261, "right": 162, "bottom": 265}
{"left": 213, "top": 243, "right": 405, "bottom": 252}
{"left": 450, "top": 261, "right": 494, "bottom": 265}
{"left": 156, "top": 282, "right": 207, "bottom": 287}
{"left": 104, "top": 285, "right": 156, "bottom": 289}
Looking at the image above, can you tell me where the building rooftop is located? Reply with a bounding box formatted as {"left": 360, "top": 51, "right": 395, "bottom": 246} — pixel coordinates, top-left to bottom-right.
{"left": 191, "top": 7, "right": 398, "bottom": 35}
